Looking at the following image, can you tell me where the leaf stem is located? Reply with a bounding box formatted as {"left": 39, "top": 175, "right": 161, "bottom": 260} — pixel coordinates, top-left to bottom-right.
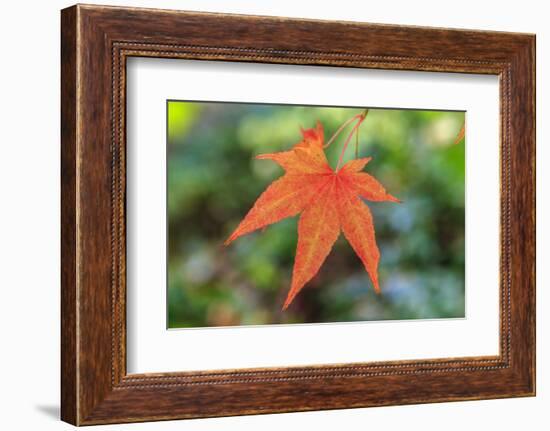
{"left": 355, "top": 125, "right": 359, "bottom": 159}
{"left": 335, "top": 109, "right": 369, "bottom": 172}
{"left": 324, "top": 113, "right": 364, "bottom": 149}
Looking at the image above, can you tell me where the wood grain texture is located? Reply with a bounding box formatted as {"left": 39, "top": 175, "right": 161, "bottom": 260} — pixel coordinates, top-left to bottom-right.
{"left": 60, "top": 4, "right": 535, "bottom": 425}
{"left": 60, "top": 6, "right": 78, "bottom": 424}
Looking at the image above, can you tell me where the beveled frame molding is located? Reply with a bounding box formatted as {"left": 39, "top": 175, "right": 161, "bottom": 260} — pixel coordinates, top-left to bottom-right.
{"left": 61, "top": 4, "right": 535, "bottom": 425}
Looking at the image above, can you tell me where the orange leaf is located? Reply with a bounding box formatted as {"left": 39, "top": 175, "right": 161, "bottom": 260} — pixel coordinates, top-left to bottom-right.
{"left": 226, "top": 122, "right": 399, "bottom": 309}
{"left": 224, "top": 174, "right": 328, "bottom": 245}
{"left": 454, "top": 122, "right": 465, "bottom": 145}
{"left": 256, "top": 121, "right": 331, "bottom": 174}
{"left": 341, "top": 171, "right": 401, "bottom": 203}
{"left": 339, "top": 157, "right": 372, "bottom": 173}
{"left": 336, "top": 181, "right": 380, "bottom": 293}
{"left": 284, "top": 178, "right": 340, "bottom": 309}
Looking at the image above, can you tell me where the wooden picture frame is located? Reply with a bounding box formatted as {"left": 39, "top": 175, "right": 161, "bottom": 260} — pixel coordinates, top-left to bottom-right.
{"left": 61, "top": 4, "right": 535, "bottom": 425}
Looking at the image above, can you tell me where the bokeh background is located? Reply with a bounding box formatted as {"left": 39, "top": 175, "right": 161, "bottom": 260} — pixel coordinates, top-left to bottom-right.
{"left": 167, "top": 101, "right": 465, "bottom": 328}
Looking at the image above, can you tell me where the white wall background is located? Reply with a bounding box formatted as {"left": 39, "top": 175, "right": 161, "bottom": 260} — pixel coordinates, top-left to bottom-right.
{"left": 0, "top": 0, "right": 546, "bottom": 429}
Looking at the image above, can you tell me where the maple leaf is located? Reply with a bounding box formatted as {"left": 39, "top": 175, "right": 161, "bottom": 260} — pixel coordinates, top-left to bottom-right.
{"left": 454, "top": 122, "right": 465, "bottom": 145}
{"left": 225, "top": 121, "right": 399, "bottom": 309}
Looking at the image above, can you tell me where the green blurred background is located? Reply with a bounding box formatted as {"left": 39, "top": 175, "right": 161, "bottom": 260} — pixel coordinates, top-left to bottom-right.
{"left": 167, "top": 101, "right": 465, "bottom": 328}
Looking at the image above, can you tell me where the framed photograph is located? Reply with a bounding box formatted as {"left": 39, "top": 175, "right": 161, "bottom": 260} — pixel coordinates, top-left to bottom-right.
{"left": 61, "top": 4, "right": 535, "bottom": 425}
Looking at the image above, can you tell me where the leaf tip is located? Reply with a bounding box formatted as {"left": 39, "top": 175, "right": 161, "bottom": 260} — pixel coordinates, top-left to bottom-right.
{"left": 282, "top": 287, "right": 299, "bottom": 310}
{"left": 369, "top": 272, "right": 381, "bottom": 294}
{"left": 453, "top": 123, "right": 465, "bottom": 145}
{"left": 224, "top": 232, "right": 238, "bottom": 246}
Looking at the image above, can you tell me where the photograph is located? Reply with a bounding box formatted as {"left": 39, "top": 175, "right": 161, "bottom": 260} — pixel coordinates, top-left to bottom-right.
{"left": 167, "top": 101, "right": 466, "bottom": 328}
{"left": 51, "top": 3, "right": 536, "bottom": 426}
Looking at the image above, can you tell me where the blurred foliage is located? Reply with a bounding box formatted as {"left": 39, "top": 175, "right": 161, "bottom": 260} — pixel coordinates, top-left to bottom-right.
{"left": 167, "top": 101, "right": 465, "bottom": 328}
